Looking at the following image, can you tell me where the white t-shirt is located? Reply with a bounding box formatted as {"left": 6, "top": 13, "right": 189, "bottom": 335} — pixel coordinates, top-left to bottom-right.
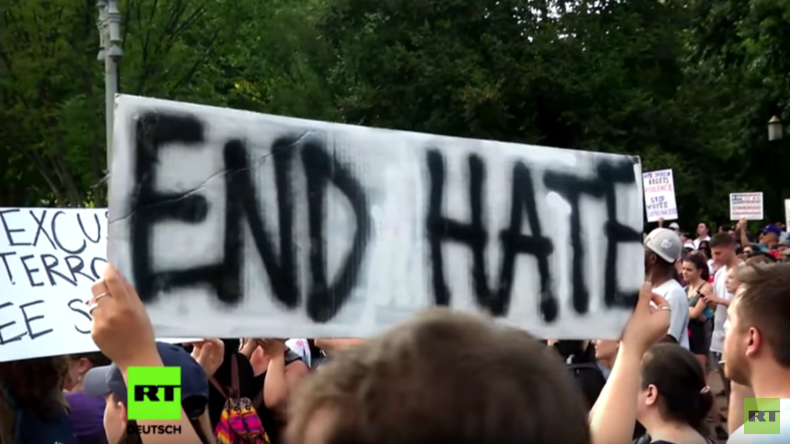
{"left": 728, "top": 398, "right": 790, "bottom": 443}
{"left": 653, "top": 279, "right": 690, "bottom": 349}
{"left": 285, "top": 338, "right": 312, "bottom": 368}
{"left": 711, "top": 265, "right": 736, "bottom": 353}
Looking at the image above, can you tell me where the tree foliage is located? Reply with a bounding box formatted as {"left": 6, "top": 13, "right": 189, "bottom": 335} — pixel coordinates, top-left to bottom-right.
{"left": 1, "top": 0, "right": 787, "bottom": 227}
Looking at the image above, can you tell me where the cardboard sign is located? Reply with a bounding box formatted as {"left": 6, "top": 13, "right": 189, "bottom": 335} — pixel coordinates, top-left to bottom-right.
{"left": 642, "top": 169, "right": 679, "bottom": 222}
{"left": 108, "top": 95, "right": 645, "bottom": 340}
{"left": 730, "top": 192, "right": 764, "bottom": 221}
{"left": 0, "top": 208, "right": 197, "bottom": 362}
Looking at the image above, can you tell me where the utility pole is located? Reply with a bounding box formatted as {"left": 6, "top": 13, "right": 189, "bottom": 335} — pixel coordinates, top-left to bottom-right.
{"left": 97, "top": 0, "right": 123, "bottom": 172}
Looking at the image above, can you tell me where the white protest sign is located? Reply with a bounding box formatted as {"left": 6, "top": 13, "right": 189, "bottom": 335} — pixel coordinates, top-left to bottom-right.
{"left": 729, "top": 192, "right": 764, "bottom": 221}
{"left": 642, "top": 169, "right": 679, "bottom": 222}
{"left": 0, "top": 208, "right": 198, "bottom": 362}
{"left": 108, "top": 95, "right": 645, "bottom": 340}
{"left": 785, "top": 199, "right": 790, "bottom": 232}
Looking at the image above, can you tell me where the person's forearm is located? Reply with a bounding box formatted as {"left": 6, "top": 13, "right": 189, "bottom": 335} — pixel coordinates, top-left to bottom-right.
{"left": 729, "top": 381, "right": 753, "bottom": 434}
{"left": 740, "top": 228, "right": 749, "bottom": 248}
{"left": 120, "top": 352, "right": 208, "bottom": 444}
{"left": 690, "top": 299, "right": 706, "bottom": 320}
{"left": 263, "top": 355, "right": 289, "bottom": 410}
{"left": 589, "top": 346, "right": 642, "bottom": 444}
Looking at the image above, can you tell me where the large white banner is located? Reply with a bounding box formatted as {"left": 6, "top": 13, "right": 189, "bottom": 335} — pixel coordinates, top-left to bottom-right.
{"left": 0, "top": 208, "right": 196, "bottom": 362}
{"left": 108, "top": 95, "right": 645, "bottom": 340}
{"left": 642, "top": 169, "right": 679, "bottom": 222}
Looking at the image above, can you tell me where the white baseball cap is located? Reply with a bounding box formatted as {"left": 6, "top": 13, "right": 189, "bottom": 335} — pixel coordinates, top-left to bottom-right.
{"left": 644, "top": 227, "right": 682, "bottom": 264}
{"left": 669, "top": 222, "right": 680, "bottom": 231}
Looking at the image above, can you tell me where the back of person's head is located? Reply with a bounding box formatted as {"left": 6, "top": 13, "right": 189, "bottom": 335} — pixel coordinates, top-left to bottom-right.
{"left": 746, "top": 253, "right": 776, "bottom": 265}
{"left": 286, "top": 309, "right": 590, "bottom": 444}
{"left": 65, "top": 352, "right": 111, "bottom": 391}
{"left": 727, "top": 264, "right": 790, "bottom": 385}
{"left": 638, "top": 344, "right": 712, "bottom": 435}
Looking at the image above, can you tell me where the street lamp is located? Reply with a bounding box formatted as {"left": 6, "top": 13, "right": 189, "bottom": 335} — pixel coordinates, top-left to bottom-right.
{"left": 97, "top": 0, "right": 123, "bottom": 172}
{"left": 768, "top": 115, "right": 783, "bottom": 141}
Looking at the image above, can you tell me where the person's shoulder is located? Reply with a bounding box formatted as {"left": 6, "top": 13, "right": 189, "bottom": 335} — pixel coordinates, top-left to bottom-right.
{"left": 654, "top": 279, "right": 679, "bottom": 293}
{"left": 725, "top": 403, "right": 790, "bottom": 444}
{"left": 65, "top": 391, "right": 105, "bottom": 413}
{"left": 663, "top": 281, "right": 687, "bottom": 299}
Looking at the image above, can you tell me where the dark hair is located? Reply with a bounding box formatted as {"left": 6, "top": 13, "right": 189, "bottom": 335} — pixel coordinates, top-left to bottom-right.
{"left": 553, "top": 340, "right": 596, "bottom": 364}
{"left": 747, "top": 254, "right": 776, "bottom": 265}
{"left": 710, "top": 233, "right": 735, "bottom": 249}
{"left": 69, "top": 352, "right": 111, "bottom": 368}
{"left": 683, "top": 253, "right": 710, "bottom": 282}
{"left": 736, "top": 264, "right": 790, "bottom": 366}
{"left": 659, "top": 335, "right": 678, "bottom": 344}
{"left": 696, "top": 241, "right": 711, "bottom": 260}
{"left": 640, "top": 344, "right": 713, "bottom": 435}
{"left": 0, "top": 356, "right": 68, "bottom": 421}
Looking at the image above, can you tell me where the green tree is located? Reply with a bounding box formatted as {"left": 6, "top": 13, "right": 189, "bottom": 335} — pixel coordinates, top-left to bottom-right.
{"left": 689, "top": 0, "right": 790, "bottom": 223}
{"left": 316, "top": 0, "right": 738, "bottom": 223}
{"left": 0, "top": 0, "right": 332, "bottom": 207}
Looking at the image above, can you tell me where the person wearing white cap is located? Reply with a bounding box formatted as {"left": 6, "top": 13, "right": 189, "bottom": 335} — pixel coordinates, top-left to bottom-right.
{"left": 644, "top": 227, "right": 690, "bottom": 349}
{"left": 668, "top": 222, "right": 680, "bottom": 231}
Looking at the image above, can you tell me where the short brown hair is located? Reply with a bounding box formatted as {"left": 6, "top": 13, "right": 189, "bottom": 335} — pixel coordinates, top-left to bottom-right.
{"left": 746, "top": 254, "right": 775, "bottom": 265}
{"left": 286, "top": 309, "right": 589, "bottom": 444}
{"left": 736, "top": 263, "right": 790, "bottom": 366}
{"left": 709, "top": 233, "right": 735, "bottom": 248}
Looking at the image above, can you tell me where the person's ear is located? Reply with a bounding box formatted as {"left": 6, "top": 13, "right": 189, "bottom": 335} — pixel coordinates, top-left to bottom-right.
{"left": 118, "top": 402, "right": 128, "bottom": 429}
{"left": 77, "top": 358, "right": 92, "bottom": 374}
{"left": 645, "top": 384, "right": 659, "bottom": 406}
{"left": 745, "top": 327, "right": 762, "bottom": 358}
{"left": 648, "top": 253, "right": 657, "bottom": 266}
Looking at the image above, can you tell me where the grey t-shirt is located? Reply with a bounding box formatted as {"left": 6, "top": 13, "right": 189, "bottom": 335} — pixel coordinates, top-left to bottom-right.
{"left": 653, "top": 279, "right": 690, "bottom": 349}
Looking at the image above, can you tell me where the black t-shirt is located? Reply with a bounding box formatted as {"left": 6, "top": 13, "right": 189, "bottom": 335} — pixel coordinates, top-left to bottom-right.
{"left": 207, "top": 342, "right": 304, "bottom": 443}
{"left": 248, "top": 349, "right": 303, "bottom": 444}
{"left": 207, "top": 348, "right": 256, "bottom": 429}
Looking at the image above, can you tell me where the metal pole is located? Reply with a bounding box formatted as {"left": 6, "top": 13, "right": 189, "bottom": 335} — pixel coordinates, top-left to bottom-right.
{"left": 97, "top": 0, "right": 123, "bottom": 173}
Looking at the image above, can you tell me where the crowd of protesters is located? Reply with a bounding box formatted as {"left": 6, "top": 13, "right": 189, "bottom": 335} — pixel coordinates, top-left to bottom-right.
{"left": 1, "top": 217, "right": 789, "bottom": 444}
